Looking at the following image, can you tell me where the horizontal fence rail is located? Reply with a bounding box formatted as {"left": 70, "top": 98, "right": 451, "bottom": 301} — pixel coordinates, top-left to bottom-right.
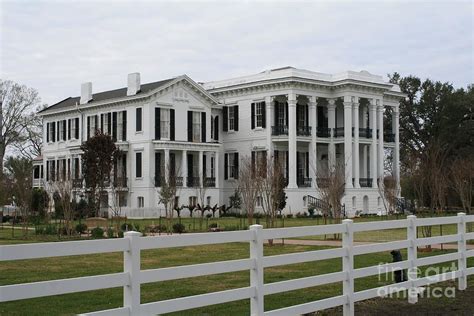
{"left": 0, "top": 213, "right": 473, "bottom": 316}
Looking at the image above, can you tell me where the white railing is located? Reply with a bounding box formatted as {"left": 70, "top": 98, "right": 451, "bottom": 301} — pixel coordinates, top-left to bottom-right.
{"left": 1, "top": 213, "right": 473, "bottom": 316}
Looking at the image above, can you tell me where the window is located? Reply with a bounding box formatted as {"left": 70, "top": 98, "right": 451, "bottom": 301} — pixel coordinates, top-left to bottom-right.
{"left": 192, "top": 112, "right": 201, "bottom": 142}
{"left": 206, "top": 196, "right": 211, "bottom": 206}
{"left": 71, "top": 118, "right": 77, "bottom": 139}
{"left": 160, "top": 108, "right": 170, "bottom": 139}
{"left": 210, "top": 156, "right": 215, "bottom": 178}
{"left": 189, "top": 196, "right": 197, "bottom": 207}
{"left": 136, "top": 152, "right": 142, "bottom": 178}
{"left": 48, "top": 123, "right": 54, "bottom": 143}
{"left": 119, "top": 192, "right": 128, "bottom": 207}
{"left": 210, "top": 116, "right": 214, "bottom": 139}
{"left": 88, "top": 116, "right": 97, "bottom": 138}
{"left": 298, "top": 105, "right": 306, "bottom": 127}
{"left": 117, "top": 111, "right": 123, "bottom": 141}
{"left": 228, "top": 107, "right": 235, "bottom": 131}
{"left": 277, "top": 102, "right": 285, "bottom": 126}
{"left": 256, "top": 196, "right": 263, "bottom": 207}
{"left": 256, "top": 102, "right": 264, "bottom": 127}
{"left": 138, "top": 196, "right": 144, "bottom": 208}
{"left": 136, "top": 108, "right": 142, "bottom": 132}
{"left": 33, "top": 166, "right": 40, "bottom": 179}
{"left": 174, "top": 196, "right": 180, "bottom": 209}
{"left": 58, "top": 121, "right": 64, "bottom": 141}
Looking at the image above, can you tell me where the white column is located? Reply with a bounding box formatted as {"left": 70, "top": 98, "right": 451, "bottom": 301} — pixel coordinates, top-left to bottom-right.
{"left": 198, "top": 150, "right": 204, "bottom": 187}
{"left": 164, "top": 149, "right": 170, "bottom": 182}
{"left": 287, "top": 93, "right": 297, "bottom": 189}
{"left": 328, "top": 99, "right": 336, "bottom": 171}
{"left": 393, "top": 106, "right": 401, "bottom": 194}
{"left": 309, "top": 96, "right": 317, "bottom": 188}
{"left": 265, "top": 96, "right": 273, "bottom": 154}
{"left": 353, "top": 98, "right": 360, "bottom": 188}
{"left": 369, "top": 99, "right": 377, "bottom": 188}
{"left": 215, "top": 151, "right": 220, "bottom": 189}
{"left": 377, "top": 101, "right": 384, "bottom": 181}
{"left": 343, "top": 96, "right": 353, "bottom": 189}
{"left": 182, "top": 150, "right": 187, "bottom": 188}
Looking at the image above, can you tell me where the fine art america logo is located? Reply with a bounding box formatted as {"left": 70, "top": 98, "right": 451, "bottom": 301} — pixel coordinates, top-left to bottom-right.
{"left": 376, "top": 262, "right": 457, "bottom": 299}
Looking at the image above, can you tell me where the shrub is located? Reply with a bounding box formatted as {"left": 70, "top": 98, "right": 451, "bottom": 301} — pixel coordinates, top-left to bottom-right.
{"left": 75, "top": 223, "right": 88, "bottom": 234}
{"left": 172, "top": 223, "right": 185, "bottom": 234}
{"left": 118, "top": 231, "right": 124, "bottom": 238}
{"left": 209, "top": 223, "right": 218, "bottom": 228}
{"left": 107, "top": 228, "right": 115, "bottom": 238}
{"left": 308, "top": 208, "right": 315, "bottom": 218}
{"left": 223, "top": 225, "right": 240, "bottom": 231}
{"left": 91, "top": 227, "right": 104, "bottom": 238}
{"left": 295, "top": 212, "right": 308, "bottom": 218}
{"left": 44, "top": 224, "right": 57, "bottom": 235}
{"left": 206, "top": 213, "right": 212, "bottom": 219}
{"left": 286, "top": 214, "right": 293, "bottom": 218}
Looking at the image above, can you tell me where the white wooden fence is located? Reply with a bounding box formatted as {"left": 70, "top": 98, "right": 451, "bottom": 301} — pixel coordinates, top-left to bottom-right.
{"left": 1, "top": 213, "right": 474, "bottom": 316}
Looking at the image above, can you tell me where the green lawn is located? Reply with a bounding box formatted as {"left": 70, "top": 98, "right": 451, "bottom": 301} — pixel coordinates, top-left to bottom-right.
{"left": 1, "top": 236, "right": 473, "bottom": 315}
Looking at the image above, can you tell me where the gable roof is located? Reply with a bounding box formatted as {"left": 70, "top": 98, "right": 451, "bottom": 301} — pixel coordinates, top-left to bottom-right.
{"left": 39, "top": 77, "right": 180, "bottom": 115}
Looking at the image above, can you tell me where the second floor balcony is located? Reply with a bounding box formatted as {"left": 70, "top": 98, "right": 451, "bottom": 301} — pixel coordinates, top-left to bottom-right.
{"left": 359, "top": 128, "right": 373, "bottom": 138}
{"left": 204, "top": 177, "right": 216, "bottom": 188}
{"left": 272, "top": 125, "right": 288, "bottom": 136}
{"left": 297, "top": 177, "right": 312, "bottom": 188}
{"left": 296, "top": 126, "right": 311, "bottom": 137}
{"left": 384, "top": 132, "right": 395, "bottom": 143}
{"left": 316, "top": 127, "right": 331, "bottom": 138}
{"left": 334, "top": 127, "right": 344, "bottom": 138}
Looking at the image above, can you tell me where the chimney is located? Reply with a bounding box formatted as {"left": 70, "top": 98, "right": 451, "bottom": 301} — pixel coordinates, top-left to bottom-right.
{"left": 127, "top": 72, "right": 141, "bottom": 96}
{"left": 80, "top": 82, "right": 92, "bottom": 104}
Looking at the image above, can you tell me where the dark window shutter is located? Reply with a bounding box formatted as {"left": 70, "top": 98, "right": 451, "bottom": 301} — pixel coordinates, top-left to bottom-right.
{"left": 223, "top": 107, "right": 228, "bottom": 132}
{"left": 187, "top": 154, "right": 193, "bottom": 179}
{"left": 108, "top": 113, "right": 112, "bottom": 135}
{"left": 112, "top": 112, "right": 117, "bottom": 141}
{"left": 201, "top": 112, "right": 206, "bottom": 142}
{"left": 305, "top": 104, "right": 309, "bottom": 126}
{"left": 100, "top": 114, "right": 104, "bottom": 132}
{"left": 203, "top": 155, "right": 207, "bottom": 178}
{"left": 75, "top": 118, "right": 80, "bottom": 139}
{"left": 68, "top": 119, "right": 71, "bottom": 140}
{"left": 306, "top": 152, "right": 309, "bottom": 177}
{"left": 122, "top": 111, "right": 127, "bottom": 141}
{"left": 274, "top": 102, "right": 279, "bottom": 126}
{"left": 154, "top": 152, "right": 161, "bottom": 185}
{"left": 187, "top": 111, "right": 193, "bottom": 142}
{"left": 234, "top": 105, "right": 239, "bottom": 131}
{"left": 262, "top": 151, "right": 267, "bottom": 178}
{"left": 155, "top": 108, "right": 161, "bottom": 140}
{"left": 214, "top": 116, "right": 219, "bottom": 141}
{"left": 285, "top": 102, "right": 289, "bottom": 126}
{"left": 52, "top": 160, "right": 56, "bottom": 181}
{"left": 224, "top": 153, "right": 228, "bottom": 180}
{"left": 87, "top": 116, "right": 90, "bottom": 140}
{"left": 95, "top": 115, "right": 98, "bottom": 134}
{"left": 46, "top": 161, "right": 49, "bottom": 181}
{"left": 251, "top": 103, "right": 255, "bottom": 129}
{"left": 136, "top": 152, "right": 142, "bottom": 178}
{"left": 234, "top": 152, "right": 239, "bottom": 179}
{"left": 262, "top": 102, "right": 266, "bottom": 128}
{"left": 57, "top": 122, "right": 60, "bottom": 140}
{"left": 63, "top": 121, "right": 66, "bottom": 140}
{"left": 170, "top": 153, "right": 176, "bottom": 178}
{"left": 136, "top": 108, "right": 142, "bottom": 132}
{"left": 274, "top": 150, "right": 279, "bottom": 164}
{"left": 170, "top": 109, "right": 175, "bottom": 141}
{"left": 52, "top": 122, "right": 56, "bottom": 142}
{"left": 46, "top": 123, "right": 50, "bottom": 143}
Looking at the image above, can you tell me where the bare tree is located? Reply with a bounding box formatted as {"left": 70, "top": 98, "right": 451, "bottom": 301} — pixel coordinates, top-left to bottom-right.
{"left": 53, "top": 177, "right": 74, "bottom": 235}
{"left": 378, "top": 171, "right": 400, "bottom": 217}
{"left": 259, "top": 155, "right": 285, "bottom": 230}
{"left": 194, "top": 173, "right": 209, "bottom": 231}
{"left": 0, "top": 80, "right": 42, "bottom": 177}
{"left": 237, "top": 156, "right": 262, "bottom": 226}
{"left": 155, "top": 162, "right": 180, "bottom": 234}
{"left": 450, "top": 157, "right": 473, "bottom": 229}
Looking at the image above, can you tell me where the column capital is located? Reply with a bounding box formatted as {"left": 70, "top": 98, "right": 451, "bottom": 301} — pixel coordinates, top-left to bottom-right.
{"left": 265, "top": 95, "right": 274, "bottom": 103}
{"left": 376, "top": 105, "right": 384, "bottom": 112}
{"left": 328, "top": 98, "right": 336, "bottom": 108}
{"left": 393, "top": 105, "right": 399, "bottom": 114}
{"left": 343, "top": 101, "right": 352, "bottom": 108}
{"left": 287, "top": 92, "right": 297, "bottom": 103}
{"left": 353, "top": 102, "right": 359, "bottom": 110}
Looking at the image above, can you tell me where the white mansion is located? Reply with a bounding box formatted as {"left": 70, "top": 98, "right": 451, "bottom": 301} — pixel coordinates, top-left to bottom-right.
{"left": 34, "top": 67, "right": 405, "bottom": 218}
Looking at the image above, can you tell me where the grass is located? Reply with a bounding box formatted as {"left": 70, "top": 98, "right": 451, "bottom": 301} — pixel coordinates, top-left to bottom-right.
{"left": 1, "top": 235, "right": 473, "bottom": 315}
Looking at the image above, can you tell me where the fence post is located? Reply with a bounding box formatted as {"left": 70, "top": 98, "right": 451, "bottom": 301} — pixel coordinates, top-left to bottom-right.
{"left": 407, "top": 215, "right": 418, "bottom": 304}
{"left": 457, "top": 212, "right": 467, "bottom": 291}
{"left": 124, "top": 231, "right": 142, "bottom": 315}
{"left": 250, "top": 225, "right": 264, "bottom": 316}
{"left": 342, "top": 219, "right": 354, "bottom": 316}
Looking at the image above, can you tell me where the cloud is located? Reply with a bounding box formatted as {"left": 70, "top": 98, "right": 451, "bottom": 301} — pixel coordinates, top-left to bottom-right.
{"left": 1, "top": 0, "right": 472, "bottom": 105}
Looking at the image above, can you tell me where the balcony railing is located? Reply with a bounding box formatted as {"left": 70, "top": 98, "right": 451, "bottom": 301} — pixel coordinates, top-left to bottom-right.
{"left": 316, "top": 127, "right": 331, "bottom": 138}
{"left": 384, "top": 132, "right": 395, "bottom": 143}
{"left": 316, "top": 177, "right": 330, "bottom": 188}
{"left": 334, "top": 128, "right": 344, "bottom": 137}
{"left": 297, "top": 177, "right": 312, "bottom": 188}
{"left": 359, "top": 178, "right": 373, "bottom": 188}
{"left": 204, "top": 177, "right": 216, "bottom": 187}
{"left": 72, "top": 178, "right": 83, "bottom": 189}
{"left": 359, "top": 128, "right": 373, "bottom": 138}
{"left": 271, "top": 125, "right": 288, "bottom": 136}
{"left": 187, "top": 176, "right": 200, "bottom": 187}
{"left": 296, "top": 126, "right": 311, "bottom": 137}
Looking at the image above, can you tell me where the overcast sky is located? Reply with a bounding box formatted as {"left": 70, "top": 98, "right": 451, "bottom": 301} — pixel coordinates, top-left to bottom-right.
{"left": 1, "top": 0, "right": 472, "bottom": 106}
